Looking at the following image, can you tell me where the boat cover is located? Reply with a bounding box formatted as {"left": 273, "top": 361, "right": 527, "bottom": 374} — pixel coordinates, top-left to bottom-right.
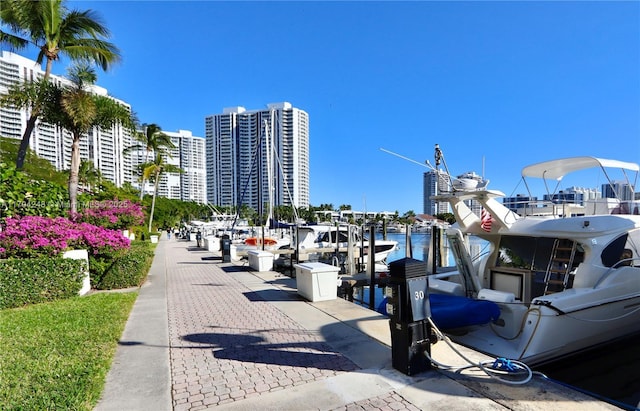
{"left": 378, "top": 294, "right": 501, "bottom": 329}
{"left": 428, "top": 294, "right": 501, "bottom": 329}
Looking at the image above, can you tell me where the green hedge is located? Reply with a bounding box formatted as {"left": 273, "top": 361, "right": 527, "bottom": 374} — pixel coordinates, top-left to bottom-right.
{"left": 0, "top": 258, "right": 85, "bottom": 309}
{"left": 93, "top": 241, "right": 155, "bottom": 290}
{"left": 129, "top": 226, "right": 160, "bottom": 242}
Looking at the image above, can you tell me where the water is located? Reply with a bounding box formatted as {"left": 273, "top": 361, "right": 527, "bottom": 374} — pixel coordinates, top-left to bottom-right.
{"left": 536, "top": 333, "right": 640, "bottom": 410}
{"left": 379, "top": 232, "right": 432, "bottom": 263}
{"left": 357, "top": 231, "right": 639, "bottom": 410}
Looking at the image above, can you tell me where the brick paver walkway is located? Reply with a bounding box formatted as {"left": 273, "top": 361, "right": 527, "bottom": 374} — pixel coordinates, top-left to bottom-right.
{"left": 166, "top": 243, "right": 360, "bottom": 410}
{"left": 97, "top": 238, "right": 615, "bottom": 411}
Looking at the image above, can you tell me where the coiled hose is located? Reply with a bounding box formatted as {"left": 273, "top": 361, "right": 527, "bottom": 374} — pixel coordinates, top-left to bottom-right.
{"left": 425, "top": 317, "right": 533, "bottom": 385}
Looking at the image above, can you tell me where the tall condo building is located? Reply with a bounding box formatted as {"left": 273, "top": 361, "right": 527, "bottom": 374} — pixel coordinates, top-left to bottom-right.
{"left": 422, "top": 170, "right": 451, "bottom": 215}
{"left": 0, "top": 51, "right": 207, "bottom": 204}
{"left": 130, "top": 129, "right": 207, "bottom": 204}
{"left": 205, "top": 102, "right": 309, "bottom": 211}
{"left": 0, "top": 51, "right": 135, "bottom": 187}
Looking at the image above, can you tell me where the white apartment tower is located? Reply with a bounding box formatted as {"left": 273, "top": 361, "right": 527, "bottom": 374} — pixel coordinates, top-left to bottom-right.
{"left": 0, "top": 51, "right": 135, "bottom": 186}
{"left": 423, "top": 170, "right": 451, "bottom": 215}
{"left": 205, "top": 102, "right": 310, "bottom": 211}
{"left": 1, "top": 51, "right": 207, "bottom": 203}
{"left": 132, "top": 129, "right": 207, "bottom": 204}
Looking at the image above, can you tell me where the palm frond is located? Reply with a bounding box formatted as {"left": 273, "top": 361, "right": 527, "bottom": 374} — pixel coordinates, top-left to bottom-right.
{"left": 0, "top": 30, "right": 29, "bottom": 50}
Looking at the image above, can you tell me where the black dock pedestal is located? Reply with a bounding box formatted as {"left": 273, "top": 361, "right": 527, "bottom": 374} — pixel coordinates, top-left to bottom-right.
{"left": 385, "top": 257, "right": 433, "bottom": 375}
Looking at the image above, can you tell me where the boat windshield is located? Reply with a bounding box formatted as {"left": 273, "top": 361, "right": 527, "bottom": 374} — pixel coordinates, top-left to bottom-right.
{"left": 495, "top": 235, "right": 585, "bottom": 273}
{"left": 318, "top": 230, "right": 351, "bottom": 243}
{"left": 602, "top": 232, "right": 639, "bottom": 268}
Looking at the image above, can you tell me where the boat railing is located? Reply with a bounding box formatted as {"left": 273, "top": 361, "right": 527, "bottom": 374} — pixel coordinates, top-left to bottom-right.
{"left": 510, "top": 199, "right": 639, "bottom": 217}
{"left": 508, "top": 199, "right": 580, "bottom": 217}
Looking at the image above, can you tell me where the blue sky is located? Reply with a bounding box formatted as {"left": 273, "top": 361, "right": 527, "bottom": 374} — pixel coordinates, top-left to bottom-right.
{"left": 63, "top": 1, "right": 640, "bottom": 213}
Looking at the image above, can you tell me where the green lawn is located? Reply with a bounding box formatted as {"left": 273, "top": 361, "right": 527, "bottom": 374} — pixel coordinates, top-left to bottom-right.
{"left": 0, "top": 292, "right": 138, "bottom": 410}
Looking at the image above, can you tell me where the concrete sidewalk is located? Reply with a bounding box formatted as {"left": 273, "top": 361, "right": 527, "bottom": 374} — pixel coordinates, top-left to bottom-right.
{"left": 95, "top": 237, "right": 617, "bottom": 411}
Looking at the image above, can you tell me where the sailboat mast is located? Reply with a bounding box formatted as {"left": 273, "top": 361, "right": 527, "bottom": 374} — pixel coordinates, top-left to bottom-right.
{"left": 265, "top": 111, "right": 275, "bottom": 228}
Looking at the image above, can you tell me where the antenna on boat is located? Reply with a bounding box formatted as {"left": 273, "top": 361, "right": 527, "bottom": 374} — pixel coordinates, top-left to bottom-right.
{"left": 434, "top": 144, "right": 442, "bottom": 166}
{"left": 381, "top": 146, "right": 455, "bottom": 191}
{"left": 380, "top": 148, "right": 429, "bottom": 168}
{"left": 482, "top": 156, "right": 485, "bottom": 179}
{"left": 430, "top": 144, "right": 458, "bottom": 192}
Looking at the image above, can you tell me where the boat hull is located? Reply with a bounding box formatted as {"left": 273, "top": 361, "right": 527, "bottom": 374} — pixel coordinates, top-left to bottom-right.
{"left": 447, "top": 292, "right": 640, "bottom": 366}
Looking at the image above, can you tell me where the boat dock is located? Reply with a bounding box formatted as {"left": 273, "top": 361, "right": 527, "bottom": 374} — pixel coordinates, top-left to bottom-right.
{"left": 95, "top": 235, "right": 621, "bottom": 411}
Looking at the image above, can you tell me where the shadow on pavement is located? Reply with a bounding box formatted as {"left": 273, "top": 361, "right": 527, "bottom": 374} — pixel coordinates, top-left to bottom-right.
{"left": 221, "top": 265, "right": 249, "bottom": 273}
{"left": 181, "top": 332, "right": 359, "bottom": 371}
{"left": 243, "top": 289, "right": 301, "bottom": 302}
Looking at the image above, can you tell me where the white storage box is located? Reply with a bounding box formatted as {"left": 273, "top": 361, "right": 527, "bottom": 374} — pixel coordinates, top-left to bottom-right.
{"left": 295, "top": 262, "right": 340, "bottom": 302}
{"left": 248, "top": 250, "right": 274, "bottom": 272}
{"left": 206, "top": 236, "right": 220, "bottom": 252}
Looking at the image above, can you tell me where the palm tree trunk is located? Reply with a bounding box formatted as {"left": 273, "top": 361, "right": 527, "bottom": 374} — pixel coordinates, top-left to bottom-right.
{"left": 69, "top": 134, "right": 81, "bottom": 214}
{"left": 148, "top": 170, "right": 160, "bottom": 232}
{"left": 139, "top": 148, "right": 150, "bottom": 200}
{"left": 16, "top": 59, "right": 53, "bottom": 170}
{"left": 15, "top": 114, "right": 38, "bottom": 170}
{"left": 139, "top": 176, "right": 145, "bottom": 200}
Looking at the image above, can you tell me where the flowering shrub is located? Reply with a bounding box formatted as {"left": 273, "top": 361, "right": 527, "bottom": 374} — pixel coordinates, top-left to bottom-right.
{"left": 73, "top": 199, "right": 145, "bottom": 230}
{"left": 0, "top": 216, "right": 130, "bottom": 259}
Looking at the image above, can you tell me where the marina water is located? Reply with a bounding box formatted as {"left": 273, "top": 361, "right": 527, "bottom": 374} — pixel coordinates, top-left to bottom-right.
{"left": 358, "top": 232, "right": 639, "bottom": 410}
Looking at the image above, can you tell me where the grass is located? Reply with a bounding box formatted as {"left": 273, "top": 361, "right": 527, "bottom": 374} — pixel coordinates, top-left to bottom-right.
{"left": 0, "top": 292, "right": 138, "bottom": 410}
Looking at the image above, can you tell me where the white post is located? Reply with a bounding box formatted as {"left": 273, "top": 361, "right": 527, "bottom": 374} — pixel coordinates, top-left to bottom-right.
{"left": 63, "top": 249, "right": 90, "bottom": 295}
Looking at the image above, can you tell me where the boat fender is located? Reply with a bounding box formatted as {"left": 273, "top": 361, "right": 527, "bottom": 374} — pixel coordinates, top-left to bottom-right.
{"left": 478, "top": 288, "right": 515, "bottom": 303}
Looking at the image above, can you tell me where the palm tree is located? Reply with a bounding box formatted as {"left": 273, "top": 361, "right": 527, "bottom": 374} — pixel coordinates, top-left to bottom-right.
{"left": 0, "top": 0, "right": 120, "bottom": 170}
{"left": 143, "top": 153, "right": 182, "bottom": 232}
{"left": 124, "top": 124, "right": 175, "bottom": 200}
{"left": 37, "top": 64, "right": 135, "bottom": 213}
{"left": 76, "top": 160, "right": 101, "bottom": 192}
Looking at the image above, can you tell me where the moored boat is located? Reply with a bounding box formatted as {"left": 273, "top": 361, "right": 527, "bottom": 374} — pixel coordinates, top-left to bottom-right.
{"left": 427, "top": 151, "right": 639, "bottom": 366}
{"left": 295, "top": 224, "right": 398, "bottom": 268}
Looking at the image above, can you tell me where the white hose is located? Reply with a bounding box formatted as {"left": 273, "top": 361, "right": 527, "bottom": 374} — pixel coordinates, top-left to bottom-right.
{"left": 425, "top": 317, "right": 533, "bottom": 385}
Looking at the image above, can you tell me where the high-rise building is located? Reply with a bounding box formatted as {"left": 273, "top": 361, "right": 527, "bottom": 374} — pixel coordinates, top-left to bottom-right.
{"left": 423, "top": 170, "right": 451, "bottom": 215}
{"left": 175, "top": 130, "right": 207, "bottom": 204}
{"left": 503, "top": 194, "right": 539, "bottom": 212}
{"left": 131, "top": 129, "right": 207, "bottom": 204}
{"left": 0, "top": 51, "right": 135, "bottom": 187}
{"left": 0, "top": 51, "right": 207, "bottom": 204}
{"left": 602, "top": 181, "right": 634, "bottom": 202}
{"left": 205, "top": 102, "right": 309, "bottom": 212}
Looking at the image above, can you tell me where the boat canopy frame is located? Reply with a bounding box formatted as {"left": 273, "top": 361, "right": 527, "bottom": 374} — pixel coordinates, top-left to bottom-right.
{"left": 521, "top": 156, "right": 639, "bottom": 206}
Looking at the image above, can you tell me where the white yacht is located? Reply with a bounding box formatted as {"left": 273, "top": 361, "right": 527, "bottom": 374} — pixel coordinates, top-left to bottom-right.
{"left": 427, "top": 154, "right": 639, "bottom": 366}
{"left": 294, "top": 224, "right": 398, "bottom": 268}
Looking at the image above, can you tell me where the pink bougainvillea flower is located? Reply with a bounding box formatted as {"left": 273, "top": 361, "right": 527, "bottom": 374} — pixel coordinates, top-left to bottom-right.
{"left": 0, "top": 215, "right": 130, "bottom": 259}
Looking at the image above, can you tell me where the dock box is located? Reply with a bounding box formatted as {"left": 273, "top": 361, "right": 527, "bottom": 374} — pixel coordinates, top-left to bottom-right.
{"left": 206, "top": 236, "right": 220, "bottom": 252}
{"left": 248, "top": 250, "right": 274, "bottom": 272}
{"left": 295, "top": 262, "right": 340, "bottom": 302}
